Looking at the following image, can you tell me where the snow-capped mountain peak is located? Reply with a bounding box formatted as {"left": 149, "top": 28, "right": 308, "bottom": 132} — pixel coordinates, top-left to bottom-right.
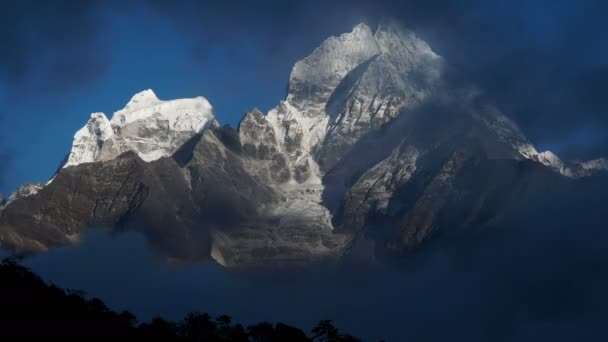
{"left": 121, "top": 89, "right": 161, "bottom": 112}
{"left": 64, "top": 90, "right": 215, "bottom": 167}
{"left": 259, "top": 22, "right": 444, "bottom": 180}
{"left": 287, "top": 22, "right": 380, "bottom": 112}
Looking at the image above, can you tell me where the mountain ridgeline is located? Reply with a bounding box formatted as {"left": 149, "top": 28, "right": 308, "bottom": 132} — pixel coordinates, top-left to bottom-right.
{"left": 0, "top": 22, "right": 606, "bottom": 267}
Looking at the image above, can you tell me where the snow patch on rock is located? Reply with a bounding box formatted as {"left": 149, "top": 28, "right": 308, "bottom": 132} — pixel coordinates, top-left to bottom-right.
{"left": 65, "top": 113, "right": 114, "bottom": 167}
{"left": 515, "top": 143, "right": 606, "bottom": 178}
{"left": 475, "top": 105, "right": 607, "bottom": 178}
{"left": 579, "top": 158, "right": 608, "bottom": 171}
{"left": 5, "top": 183, "right": 44, "bottom": 206}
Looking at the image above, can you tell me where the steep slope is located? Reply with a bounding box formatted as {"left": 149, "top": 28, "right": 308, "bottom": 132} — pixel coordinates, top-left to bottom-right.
{"left": 1, "top": 22, "right": 606, "bottom": 266}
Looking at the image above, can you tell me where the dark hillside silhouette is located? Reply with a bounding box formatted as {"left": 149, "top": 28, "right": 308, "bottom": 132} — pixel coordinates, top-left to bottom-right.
{"left": 0, "top": 258, "right": 366, "bottom": 341}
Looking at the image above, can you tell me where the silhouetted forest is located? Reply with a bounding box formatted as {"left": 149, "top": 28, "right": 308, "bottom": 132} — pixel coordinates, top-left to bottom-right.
{"left": 0, "top": 258, "right": 366, "bottom": 341}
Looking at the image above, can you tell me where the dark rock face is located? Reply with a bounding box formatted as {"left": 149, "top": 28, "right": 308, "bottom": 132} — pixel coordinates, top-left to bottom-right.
{"left": 237, "top": 109, "right": 295, "bottom": 184}
{"left": 0, "top": 152, "right": 149, "bottom": 253}
{"left": 319, "top": 100, "right": 602, "bottom": 260}
{"left": 239, "top": 109, "right": 278, "bottom": 159}
{"left": 185, "top": 129, "right": 277, "bottom": 225}
{"left": 329, "top": 142, "right": 571, "bottom": 259}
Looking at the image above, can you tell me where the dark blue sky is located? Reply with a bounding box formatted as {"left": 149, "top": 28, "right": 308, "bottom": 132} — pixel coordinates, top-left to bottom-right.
{"left": 0, "top": 2, "right": 345, "bottom": 196}
{"left": 1, "top": 0, "right": 607, "bottom": 196}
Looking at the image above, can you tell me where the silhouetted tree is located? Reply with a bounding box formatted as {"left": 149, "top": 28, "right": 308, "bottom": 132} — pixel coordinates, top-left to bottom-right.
{"left": 338, "top": 334, "right": 363, "bottom": 342}
{"left": 312, "top": 320, "right": 340, "bottom": 341}
{"left": 215, "top": 314, "right": 234, "bottom": 341}
{"left": 229, "top": 323, "right": 249, "bottom": 342}
{"left": 180, "top": 312, "right": 217, "bottom": 341}
{"left": 275, "top": 322, "right": 310, "bottom": 341}
{"left": 0, "top": 258, "right": 137, "bottom": 339}
{"left": 216, "top": 314, "right": 232, "bottom": 326}
{"left": 138, "top": 317, "right": 179, "bottom": 341}
{"left": 248, "top": 322, "right": 276, "bottom": 342}
{"left": 311, "top": 320, "right": 362, "bottom": 342}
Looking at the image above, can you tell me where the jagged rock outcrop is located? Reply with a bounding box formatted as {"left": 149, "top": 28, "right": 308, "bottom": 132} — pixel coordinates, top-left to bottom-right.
{"left": 1, "top": 22, "right": 606, "bottom": 266}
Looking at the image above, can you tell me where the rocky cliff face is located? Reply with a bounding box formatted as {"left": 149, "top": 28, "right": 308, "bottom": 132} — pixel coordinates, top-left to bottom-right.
{"left": 1, "top": 22, "right": 606, "bottom": 267}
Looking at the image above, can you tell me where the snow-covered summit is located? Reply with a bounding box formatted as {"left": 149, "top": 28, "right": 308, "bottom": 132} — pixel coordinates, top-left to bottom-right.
{"left": 255, "top": 22, "right": 444, "bottom": 182}
{"left": 121, "top": 89, "right": 161, "bottom": 112}
{"left": 64, "top": 90, "right": 215, "bottom": 167}
{"left": 287, "top": 23, "right": 381, "bottom": 111}
{"left": 110, "top": 89, "right": 213, "bottom": 130}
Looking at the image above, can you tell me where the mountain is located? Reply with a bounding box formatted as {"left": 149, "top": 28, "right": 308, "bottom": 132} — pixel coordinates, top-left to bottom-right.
{"left": 1, "top": 22, "right": 606, "bottom": 267}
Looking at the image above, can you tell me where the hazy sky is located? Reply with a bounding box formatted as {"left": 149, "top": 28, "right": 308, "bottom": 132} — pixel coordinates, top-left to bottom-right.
{"left": 1, "top": 0, "right": 607, "bottom": 195}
